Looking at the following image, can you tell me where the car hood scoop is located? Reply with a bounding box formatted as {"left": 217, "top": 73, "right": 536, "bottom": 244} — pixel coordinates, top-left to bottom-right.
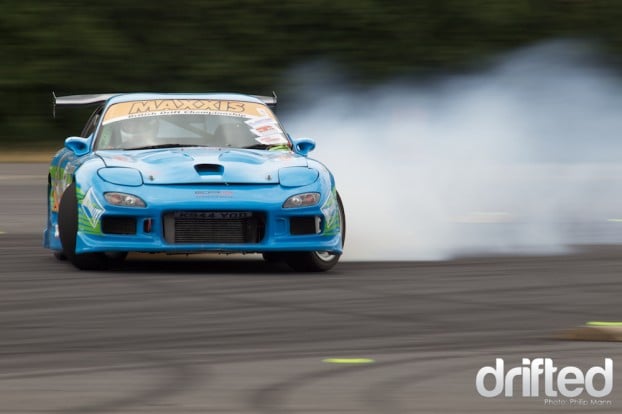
{"left": 97, "top": 147, "right": 307, "bottom": 184}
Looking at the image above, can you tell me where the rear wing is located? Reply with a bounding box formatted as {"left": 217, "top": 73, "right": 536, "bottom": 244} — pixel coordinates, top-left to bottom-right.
{"left": 52, "top": 92, "right": 119, "bottom": 118}
{"left": 252, "top": 91, "right": 278, "bottom": 111}
{"left": 52, "top": 91, "right": 278, "bottom": 117}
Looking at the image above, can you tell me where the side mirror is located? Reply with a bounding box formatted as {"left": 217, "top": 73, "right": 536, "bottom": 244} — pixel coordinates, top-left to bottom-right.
{"left": 64, "top": 136, "right": 90, "bottom": 157}
{"left": 292, "top": 138, "right": 316, "bottom": 156}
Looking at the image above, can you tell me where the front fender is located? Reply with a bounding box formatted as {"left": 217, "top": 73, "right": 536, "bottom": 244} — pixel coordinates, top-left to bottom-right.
{"left": 45, "top": 155, "right": 106, "bottom": 249}
{"left": 72, "top": 159, "right": 109, "bottom": 236}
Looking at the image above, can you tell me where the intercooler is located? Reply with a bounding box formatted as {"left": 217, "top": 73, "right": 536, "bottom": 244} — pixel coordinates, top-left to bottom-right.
{"left": 163, "top": 211, "right": 265, "bottom": 244}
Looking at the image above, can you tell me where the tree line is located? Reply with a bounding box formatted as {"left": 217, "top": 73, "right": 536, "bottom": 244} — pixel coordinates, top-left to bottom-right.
{"left": 2, "top": 0, "right": 622, "bottom": 145}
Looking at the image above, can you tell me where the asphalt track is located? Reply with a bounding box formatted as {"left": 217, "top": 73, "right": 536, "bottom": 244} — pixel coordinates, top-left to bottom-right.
{"left": 1, "top": 163, "right": 622, "bottom": 413}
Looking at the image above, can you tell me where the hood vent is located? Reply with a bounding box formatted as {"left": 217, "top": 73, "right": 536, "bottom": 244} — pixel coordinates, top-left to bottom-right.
{"left": 195, "top": 164, "right": 224, "bottom": 175}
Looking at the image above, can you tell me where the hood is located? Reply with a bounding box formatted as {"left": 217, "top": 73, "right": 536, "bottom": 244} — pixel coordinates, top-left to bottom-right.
{"left": 96, "top": 147, "right": 307, "bottom": 184}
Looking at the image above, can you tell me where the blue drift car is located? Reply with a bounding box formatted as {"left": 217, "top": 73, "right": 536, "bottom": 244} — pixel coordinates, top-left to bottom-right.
{"left": 44, "top": 93, "right": 345, "bottom": 271}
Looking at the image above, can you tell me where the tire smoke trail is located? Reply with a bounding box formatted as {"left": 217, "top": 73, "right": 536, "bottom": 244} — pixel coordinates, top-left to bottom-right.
{"left": 282, "top": 40, "right": 622, "bottom": 260}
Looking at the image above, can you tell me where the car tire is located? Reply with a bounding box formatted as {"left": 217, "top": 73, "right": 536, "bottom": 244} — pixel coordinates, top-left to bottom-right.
{"left": 262, "top": 252, "right": 285, "bottom": 263}
{"left": 49, "top": 182, "right": 67, "bottom": 262}
{"left": 105, "top": 251, "right": 128, "bottom": 267}
{"left": 285, "top": 251, "right": 341, "bottom": 272}
{"left": 53, "top": 251, "right": 67, "bottom": 261}
{"left": 58, "top": 182, "right": 108, "bottom": 270}
{"left": 285, "top": 192, "right": 346, "bottom": 272}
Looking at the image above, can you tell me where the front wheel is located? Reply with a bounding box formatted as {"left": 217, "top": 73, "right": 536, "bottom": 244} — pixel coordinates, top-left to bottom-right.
{"left": 285, "top": 193, "right": 346, "bottom": 272}
{"left": 262, "top": 252, "right": 286, "bottom": 263}
{"left": 285, "top": 250, "right": 341, "bottom": 272}
{"left": 58, "top": 183, "right": 109, "bottom": 270}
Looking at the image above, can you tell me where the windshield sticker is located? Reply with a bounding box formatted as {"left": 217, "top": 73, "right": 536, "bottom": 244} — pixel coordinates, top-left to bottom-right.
{"left": 103, "top": 100, "right": 276, "bottom": 124}
{"left": 255, "top": 135, "right": 289, "bottom": 145}
{"left": 244, "top": 116, "right": 284, "bottom": 139}
{"left": 244, "top": 116, "right": 275, "bottom": 129}
{"left": 251, "top": 124, "right": 283, "bottom": 136}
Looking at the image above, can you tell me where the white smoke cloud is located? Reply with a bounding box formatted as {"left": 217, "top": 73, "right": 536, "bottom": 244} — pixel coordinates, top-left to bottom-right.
{"left": 280, "top": 40, "right": 622, "bottom": 260}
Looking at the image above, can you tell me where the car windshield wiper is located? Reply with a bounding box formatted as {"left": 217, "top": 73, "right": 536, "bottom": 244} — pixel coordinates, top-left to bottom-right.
{"left": 241, "top": 144, "right": 268, "bottom": 150}
{"left": 124, "top": 144, "right": 207, "bottom": 150}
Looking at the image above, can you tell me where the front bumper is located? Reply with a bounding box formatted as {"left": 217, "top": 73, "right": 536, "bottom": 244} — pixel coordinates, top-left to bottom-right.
{"left": 72, "top": 183, "right": 342, "bottom": 255}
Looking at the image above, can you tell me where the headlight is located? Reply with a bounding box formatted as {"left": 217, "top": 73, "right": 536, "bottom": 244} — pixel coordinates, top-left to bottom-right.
{"left": 104, "top": 192, "right": 146, "bottom": 207}
{"left": 279, "top": 167, "right": 319, "bottom": 187}
{"left": 283, "top": 192, "right": 320, "bottom": 208}
{"left": 97, "top": 167, "right": 143, "bottom": 186}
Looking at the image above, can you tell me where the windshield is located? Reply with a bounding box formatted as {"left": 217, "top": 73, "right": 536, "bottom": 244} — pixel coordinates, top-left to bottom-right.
{"left": 94, "top": 99, "right": 290, "bottom": 151}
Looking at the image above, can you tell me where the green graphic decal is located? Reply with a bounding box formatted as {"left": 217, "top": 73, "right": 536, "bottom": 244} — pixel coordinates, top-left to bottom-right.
{"left": 49, "top": 165, "right": 71, "bottom": 212}
{"left": 76, "top": 186, "right": 104, "bottom": 235}
{"left": 321, "top": 189, "right": 340, "bottom": 236}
